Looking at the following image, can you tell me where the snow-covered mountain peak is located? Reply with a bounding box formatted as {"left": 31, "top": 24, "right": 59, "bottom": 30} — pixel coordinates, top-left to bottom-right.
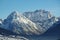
{"left": 6, "top": 11, "right": 23, "bottom": 22}
{"left": 23, "top": 9, "right": 52, "bottom": 22}
{"left": 7, "top": 11, "right": 19, "bottom": 18}
{"left": 34, "top": 9, "right": 52, "bottom": 19}
{"left": 23, "top": 9, "right": 59, "bottom": 31}
{"left": 11, "top": 11, "right": 18, "bottom": 14}
{"left": 2, "top": 11, "right": 44, "bottom": 35}
{"left": 0, "top": 10, "right": 59, "bottom": 36}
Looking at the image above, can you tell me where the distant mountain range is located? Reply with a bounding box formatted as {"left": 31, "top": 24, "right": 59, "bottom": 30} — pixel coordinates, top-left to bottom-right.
{"left": 0, "top": 9, "right": 60, "bottom": 40}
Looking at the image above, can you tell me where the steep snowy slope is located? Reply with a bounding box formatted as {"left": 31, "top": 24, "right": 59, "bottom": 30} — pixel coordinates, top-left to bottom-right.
{"left": 23, "top": 9, "right": 58, "bottom": 30}
{"left": 2, "top": 11, "right": 44, "bottom": 35}
{"left": 0, "top": 10, "right": 60, "bottom": 40}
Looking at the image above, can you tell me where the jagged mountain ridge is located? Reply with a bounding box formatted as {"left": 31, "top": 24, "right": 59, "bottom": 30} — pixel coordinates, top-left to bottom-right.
{"left": 23, "top": 9, "right": 58, "bottom": 30}
{"left": 2, "top": 11, "right": 44, "bottom": 35}
{"left": 0, "top": 10, "right": 59, "bottom": 36}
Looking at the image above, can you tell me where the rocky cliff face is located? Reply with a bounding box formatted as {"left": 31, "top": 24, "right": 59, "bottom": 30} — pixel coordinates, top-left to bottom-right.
{"left": 0, "top": 10, "right": 59, "bottom": 36}
{"left": 0, "top": 10, "right": 59, "bottom": 40}
{"left": 23, "top": 9, "right": 58, "bottom": 31}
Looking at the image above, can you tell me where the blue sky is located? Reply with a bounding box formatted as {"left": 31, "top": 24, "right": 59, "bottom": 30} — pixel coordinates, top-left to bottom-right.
{"left": 0, "top": 0, "right": 60, "bottom": 19}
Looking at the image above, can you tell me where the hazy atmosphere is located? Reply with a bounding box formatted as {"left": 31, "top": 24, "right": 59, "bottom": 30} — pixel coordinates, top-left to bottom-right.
{"left": 0, "top": 0, "right": 60, "bottom": 19}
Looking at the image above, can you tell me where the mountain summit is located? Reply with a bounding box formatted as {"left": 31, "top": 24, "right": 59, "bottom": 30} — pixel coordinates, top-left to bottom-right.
{"left": 0, "top": 10, "right": 60, "bottom": 40}
{"left": 23, "top": 9, "right": 58, "bottom": 30}
{"left": 2, "top": 11, "right": 44, "bottom": 35}
{"left": 7, "top": 11, "right": 21, "bottom": 21}
{"left": 0, "top": 10, "right": 59, "bottom": 36}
